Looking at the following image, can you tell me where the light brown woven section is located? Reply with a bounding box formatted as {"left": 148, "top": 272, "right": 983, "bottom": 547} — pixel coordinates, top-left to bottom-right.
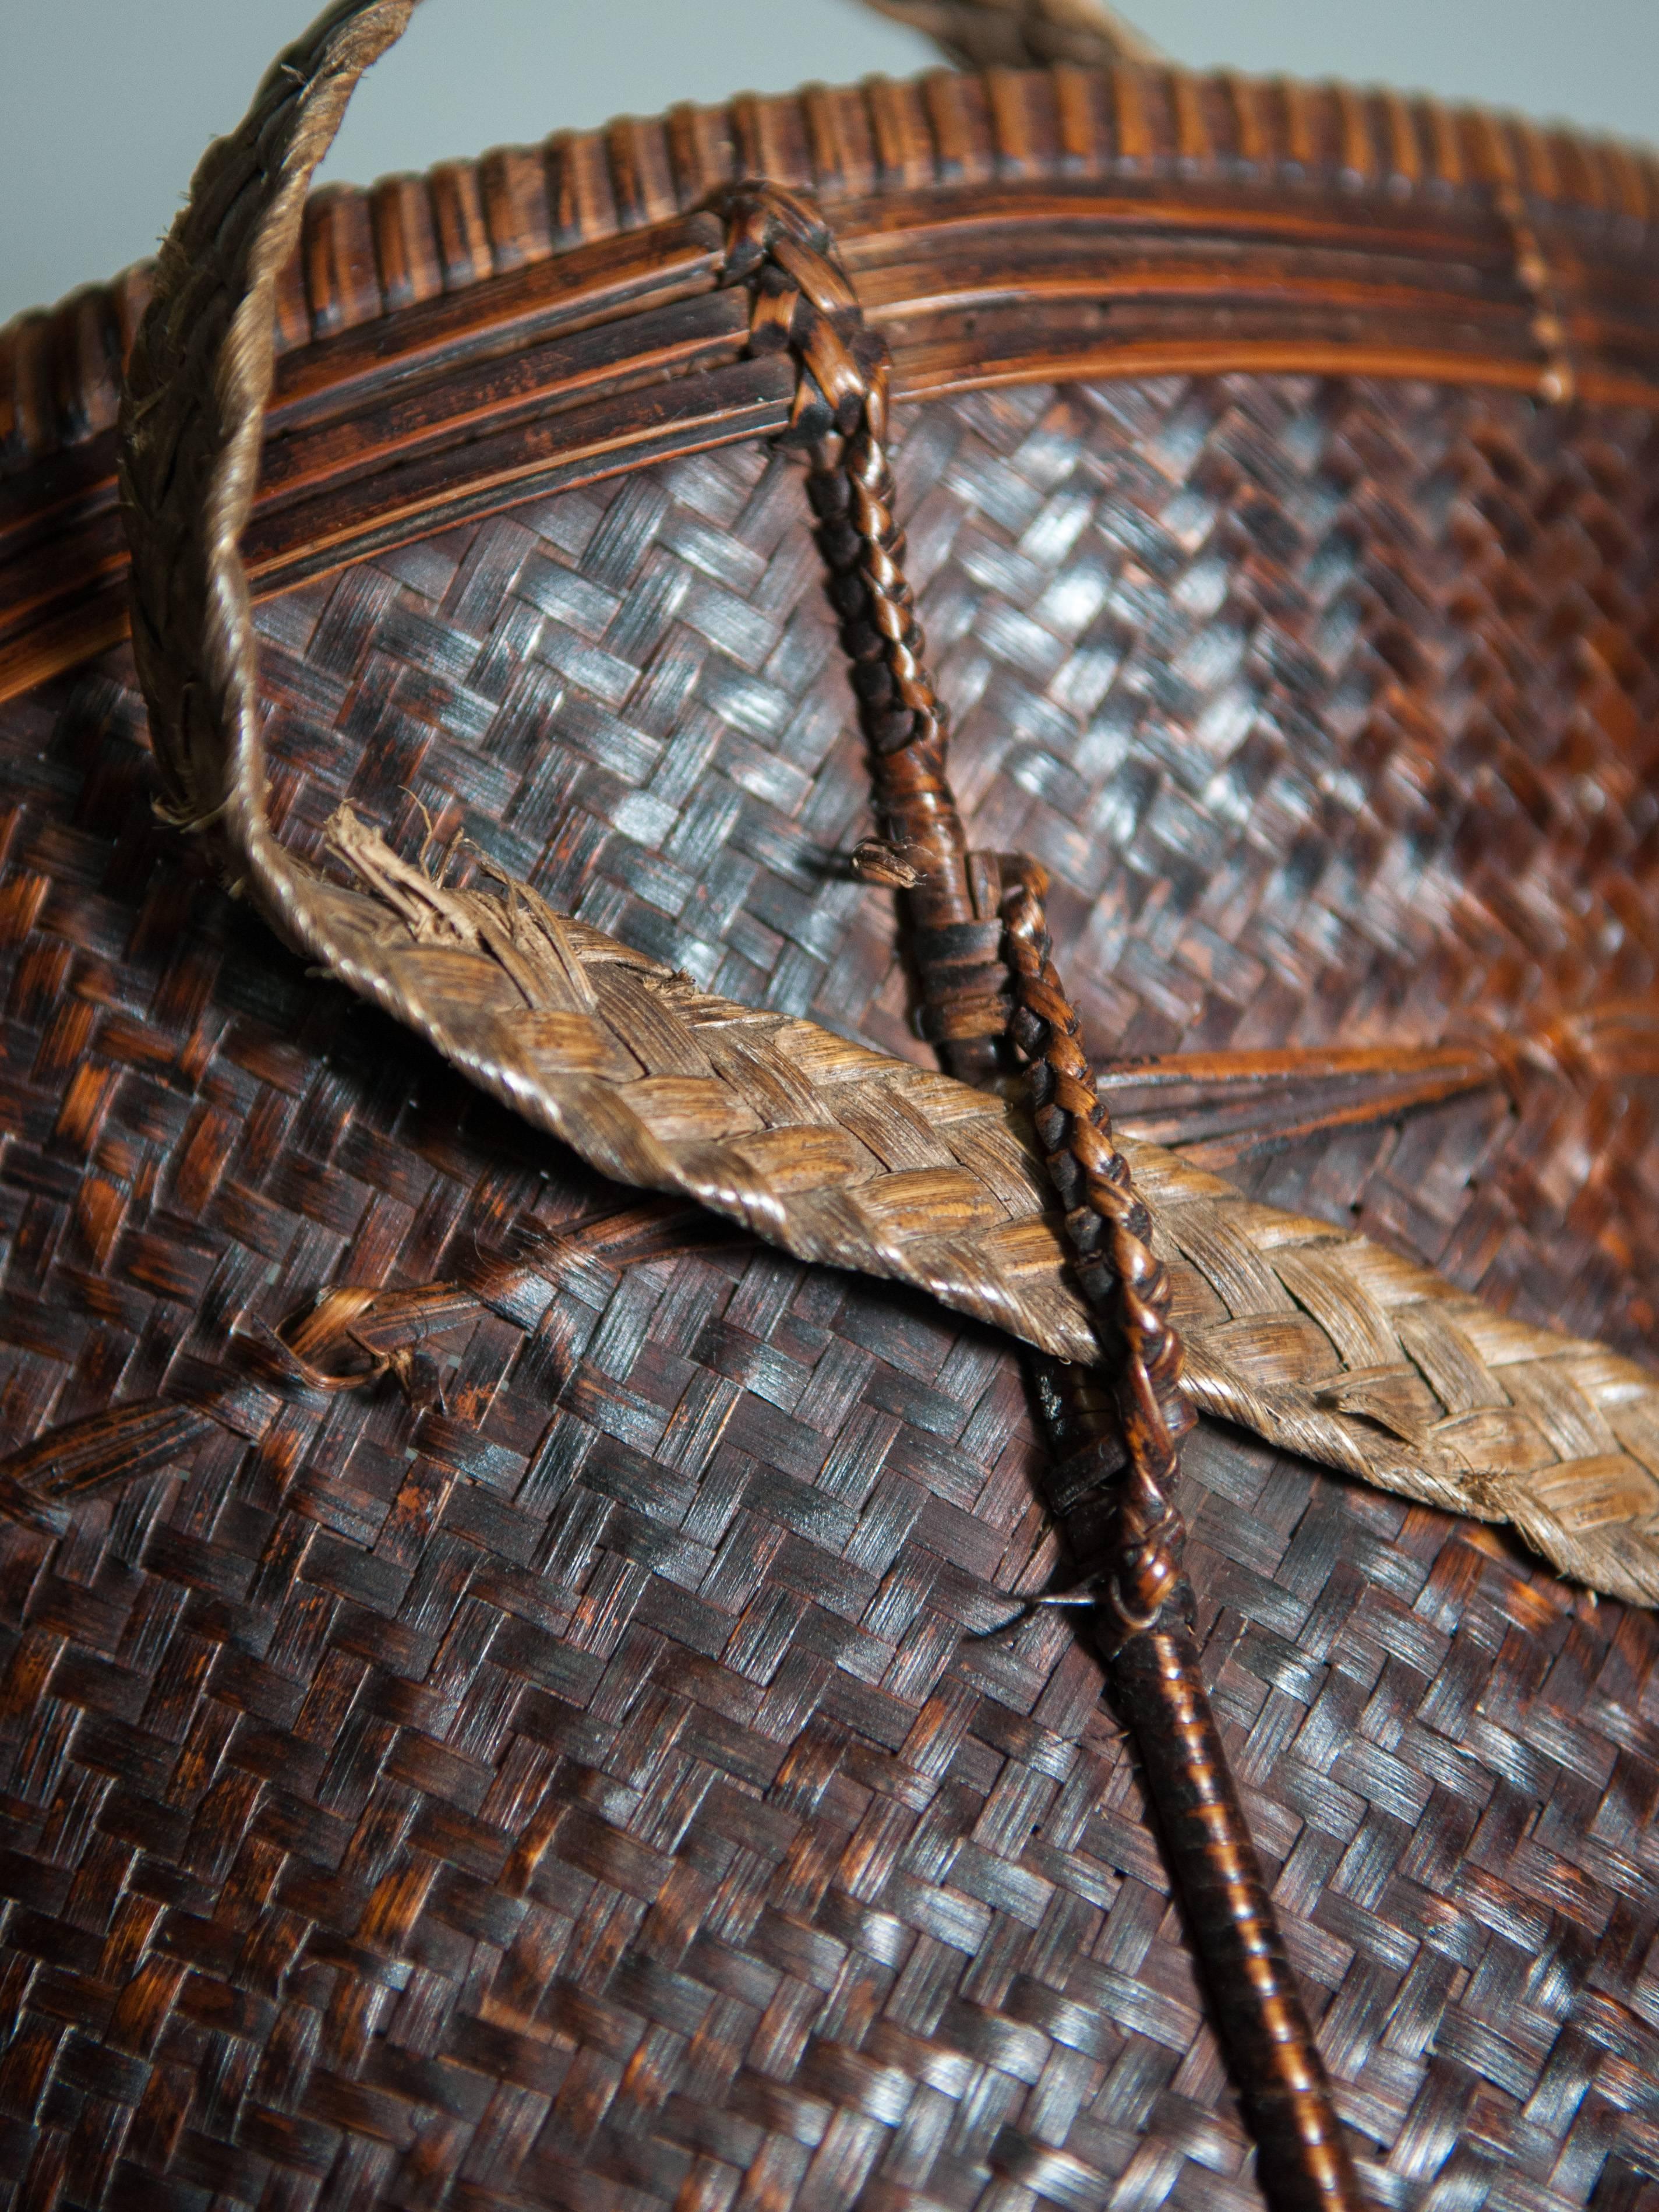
{"left": 310, "top": 809, "right": 1659, "bottom": 1609}
{"left": 1138, "top": 1152, "right": 1659, "bottom": 1611}
{"left": 316, "top": 807, "right": 1093, "bottom": 1361}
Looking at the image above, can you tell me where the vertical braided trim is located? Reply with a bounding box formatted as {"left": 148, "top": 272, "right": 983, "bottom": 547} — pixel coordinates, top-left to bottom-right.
{"left": 715, "top": 184, "right": 1009, "bottom": 1081}
{"left": 715, "top": 182, "right": 1372, "bottom": 2211}
{"left": 997, "top": 855, "right": 1370, "bottom": 2209}
{"left": 998, "top": 856, "right": 1194, "bottom": 1629}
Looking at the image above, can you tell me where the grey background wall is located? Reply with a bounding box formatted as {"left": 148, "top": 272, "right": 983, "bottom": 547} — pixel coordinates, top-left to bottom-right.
{"left": 2, "top": 0, "right": 1656, "bottom": 326}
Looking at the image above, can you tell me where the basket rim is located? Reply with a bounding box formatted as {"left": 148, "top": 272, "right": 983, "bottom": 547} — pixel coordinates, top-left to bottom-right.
{"left": 3, "top": 57, "right": 1658, "bottom": 705}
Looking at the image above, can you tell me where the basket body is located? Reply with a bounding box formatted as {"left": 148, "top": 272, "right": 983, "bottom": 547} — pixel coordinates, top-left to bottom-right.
{"left": 1, "top": 64, "right": 1658, "bottom": 2212}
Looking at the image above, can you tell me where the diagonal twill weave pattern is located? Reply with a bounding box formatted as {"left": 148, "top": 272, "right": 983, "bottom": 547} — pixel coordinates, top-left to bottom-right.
{"left": 0, "top": 369, "right": 1658, "bottom": 2209}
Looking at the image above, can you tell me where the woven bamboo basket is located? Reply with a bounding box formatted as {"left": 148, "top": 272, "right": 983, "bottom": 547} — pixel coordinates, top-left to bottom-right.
{"left": 2, "top": 3, "right": 1659, "bottom": 2206}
